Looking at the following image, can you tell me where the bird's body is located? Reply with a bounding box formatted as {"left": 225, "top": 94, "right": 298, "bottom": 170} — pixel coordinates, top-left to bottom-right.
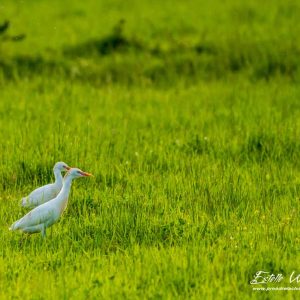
{"left": 21, "top": 162, "right": 70, "bottom": 208}
{"left": 11, "top": 168, "right": 92, "bottom": 237}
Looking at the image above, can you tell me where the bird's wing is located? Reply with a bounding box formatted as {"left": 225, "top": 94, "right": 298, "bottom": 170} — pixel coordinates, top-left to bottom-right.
{"left": 11, "top": 203, "right": 54, "bottom": 230}
{"left": 23, "top": 183, "right": 58, "bottom": 207}
{"left": 29, "top": 183, "right": 57, "bottom": 199}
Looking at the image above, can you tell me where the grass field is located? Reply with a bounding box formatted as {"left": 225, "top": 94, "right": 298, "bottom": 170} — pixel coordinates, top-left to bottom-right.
{"left": 1, "top": 1, "right": 300, "bottom": 299}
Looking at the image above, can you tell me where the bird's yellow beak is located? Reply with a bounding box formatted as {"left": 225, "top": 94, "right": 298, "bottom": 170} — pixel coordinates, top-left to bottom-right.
{"left": 64, "top": 166, "right": 71, "bottom": 170}
{"left": 79, "top": 171, "right": 93, "bottom": 177}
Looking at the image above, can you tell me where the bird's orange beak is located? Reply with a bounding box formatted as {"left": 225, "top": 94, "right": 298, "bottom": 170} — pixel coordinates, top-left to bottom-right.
{"left": 79, "top": 171, "right": 93, "bottom": 177}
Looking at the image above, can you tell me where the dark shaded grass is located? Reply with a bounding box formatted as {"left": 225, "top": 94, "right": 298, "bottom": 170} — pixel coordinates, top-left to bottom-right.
{"left": 1, "top": 27, "right": 300, "bottom": 86}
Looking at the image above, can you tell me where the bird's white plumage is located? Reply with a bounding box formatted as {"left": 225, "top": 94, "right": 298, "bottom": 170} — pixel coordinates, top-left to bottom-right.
{"left": 11, "top": 201, "right": 59, "bottom": 235}
{"left": 21, "top": 161, "right": 70, "bottom": 208}
{"left": 11, "top": 168, "right": 92, "bottom": 237}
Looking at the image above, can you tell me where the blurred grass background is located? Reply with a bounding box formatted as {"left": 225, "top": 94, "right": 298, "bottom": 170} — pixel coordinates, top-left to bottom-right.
{"left": 1, "top": 0, "right": 300, "bottom": 84}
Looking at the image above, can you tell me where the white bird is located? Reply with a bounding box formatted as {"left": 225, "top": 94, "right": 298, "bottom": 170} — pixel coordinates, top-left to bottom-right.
{"left": 21, "top": 161, "right": 71, "bottom": 208}
{"left": 10, "top": 168, "right": 92, "bottom": 237}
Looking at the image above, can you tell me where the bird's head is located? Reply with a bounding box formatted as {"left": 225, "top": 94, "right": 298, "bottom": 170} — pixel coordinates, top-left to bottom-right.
{"left": 65, "top": 168, "right": 93, "bottom": 179}
{"left": 54, "top": 161, "right": 71, "bottom": 172}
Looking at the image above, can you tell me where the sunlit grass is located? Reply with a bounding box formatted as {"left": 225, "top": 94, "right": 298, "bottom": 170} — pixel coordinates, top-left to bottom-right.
{"left": 0, "top": 79, "right": 300, "bottom": 298}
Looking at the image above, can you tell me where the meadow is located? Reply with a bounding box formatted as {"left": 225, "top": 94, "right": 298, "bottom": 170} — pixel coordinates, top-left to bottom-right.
{"left": 1, "top": 0, "right": 300, "bottom": 299}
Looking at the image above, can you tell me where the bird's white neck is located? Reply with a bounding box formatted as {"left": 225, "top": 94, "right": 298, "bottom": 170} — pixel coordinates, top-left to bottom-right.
{"left": 54, "top": 175, "right": 73, "bottom": 214}
{"left": 53, "top": 168, "right": 63, "bottom": 187}
{"left": 61, "top": 175, "right": 73, "bottom": 194}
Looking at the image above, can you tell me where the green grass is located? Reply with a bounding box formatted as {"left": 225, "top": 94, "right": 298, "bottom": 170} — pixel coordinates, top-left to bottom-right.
{"left": 1, "top": 0, "right": 300, "bottom": 299}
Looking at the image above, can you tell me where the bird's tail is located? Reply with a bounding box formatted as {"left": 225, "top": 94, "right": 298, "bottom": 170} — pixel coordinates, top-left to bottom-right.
{"left": 9, "top": 221, "right": 19, "bottom": 231}
{"left": 20, "top": 197, "right": 29, "bottom": 207}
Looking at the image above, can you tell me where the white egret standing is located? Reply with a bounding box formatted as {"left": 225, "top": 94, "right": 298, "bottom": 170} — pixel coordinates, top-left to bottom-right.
{"left": 21, "top": 161, "right": 70, "bottom": 208}
{"left": 10, "top": 168, "right": 92, "bottom": 237}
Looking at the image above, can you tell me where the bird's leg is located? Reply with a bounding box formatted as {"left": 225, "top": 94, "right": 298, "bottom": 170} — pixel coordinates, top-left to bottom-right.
{"left": 18, "top": 234, "right": 29, "bottom": 247}
{"left": 41, "top": 225, "right": 46, "bottom": 239}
